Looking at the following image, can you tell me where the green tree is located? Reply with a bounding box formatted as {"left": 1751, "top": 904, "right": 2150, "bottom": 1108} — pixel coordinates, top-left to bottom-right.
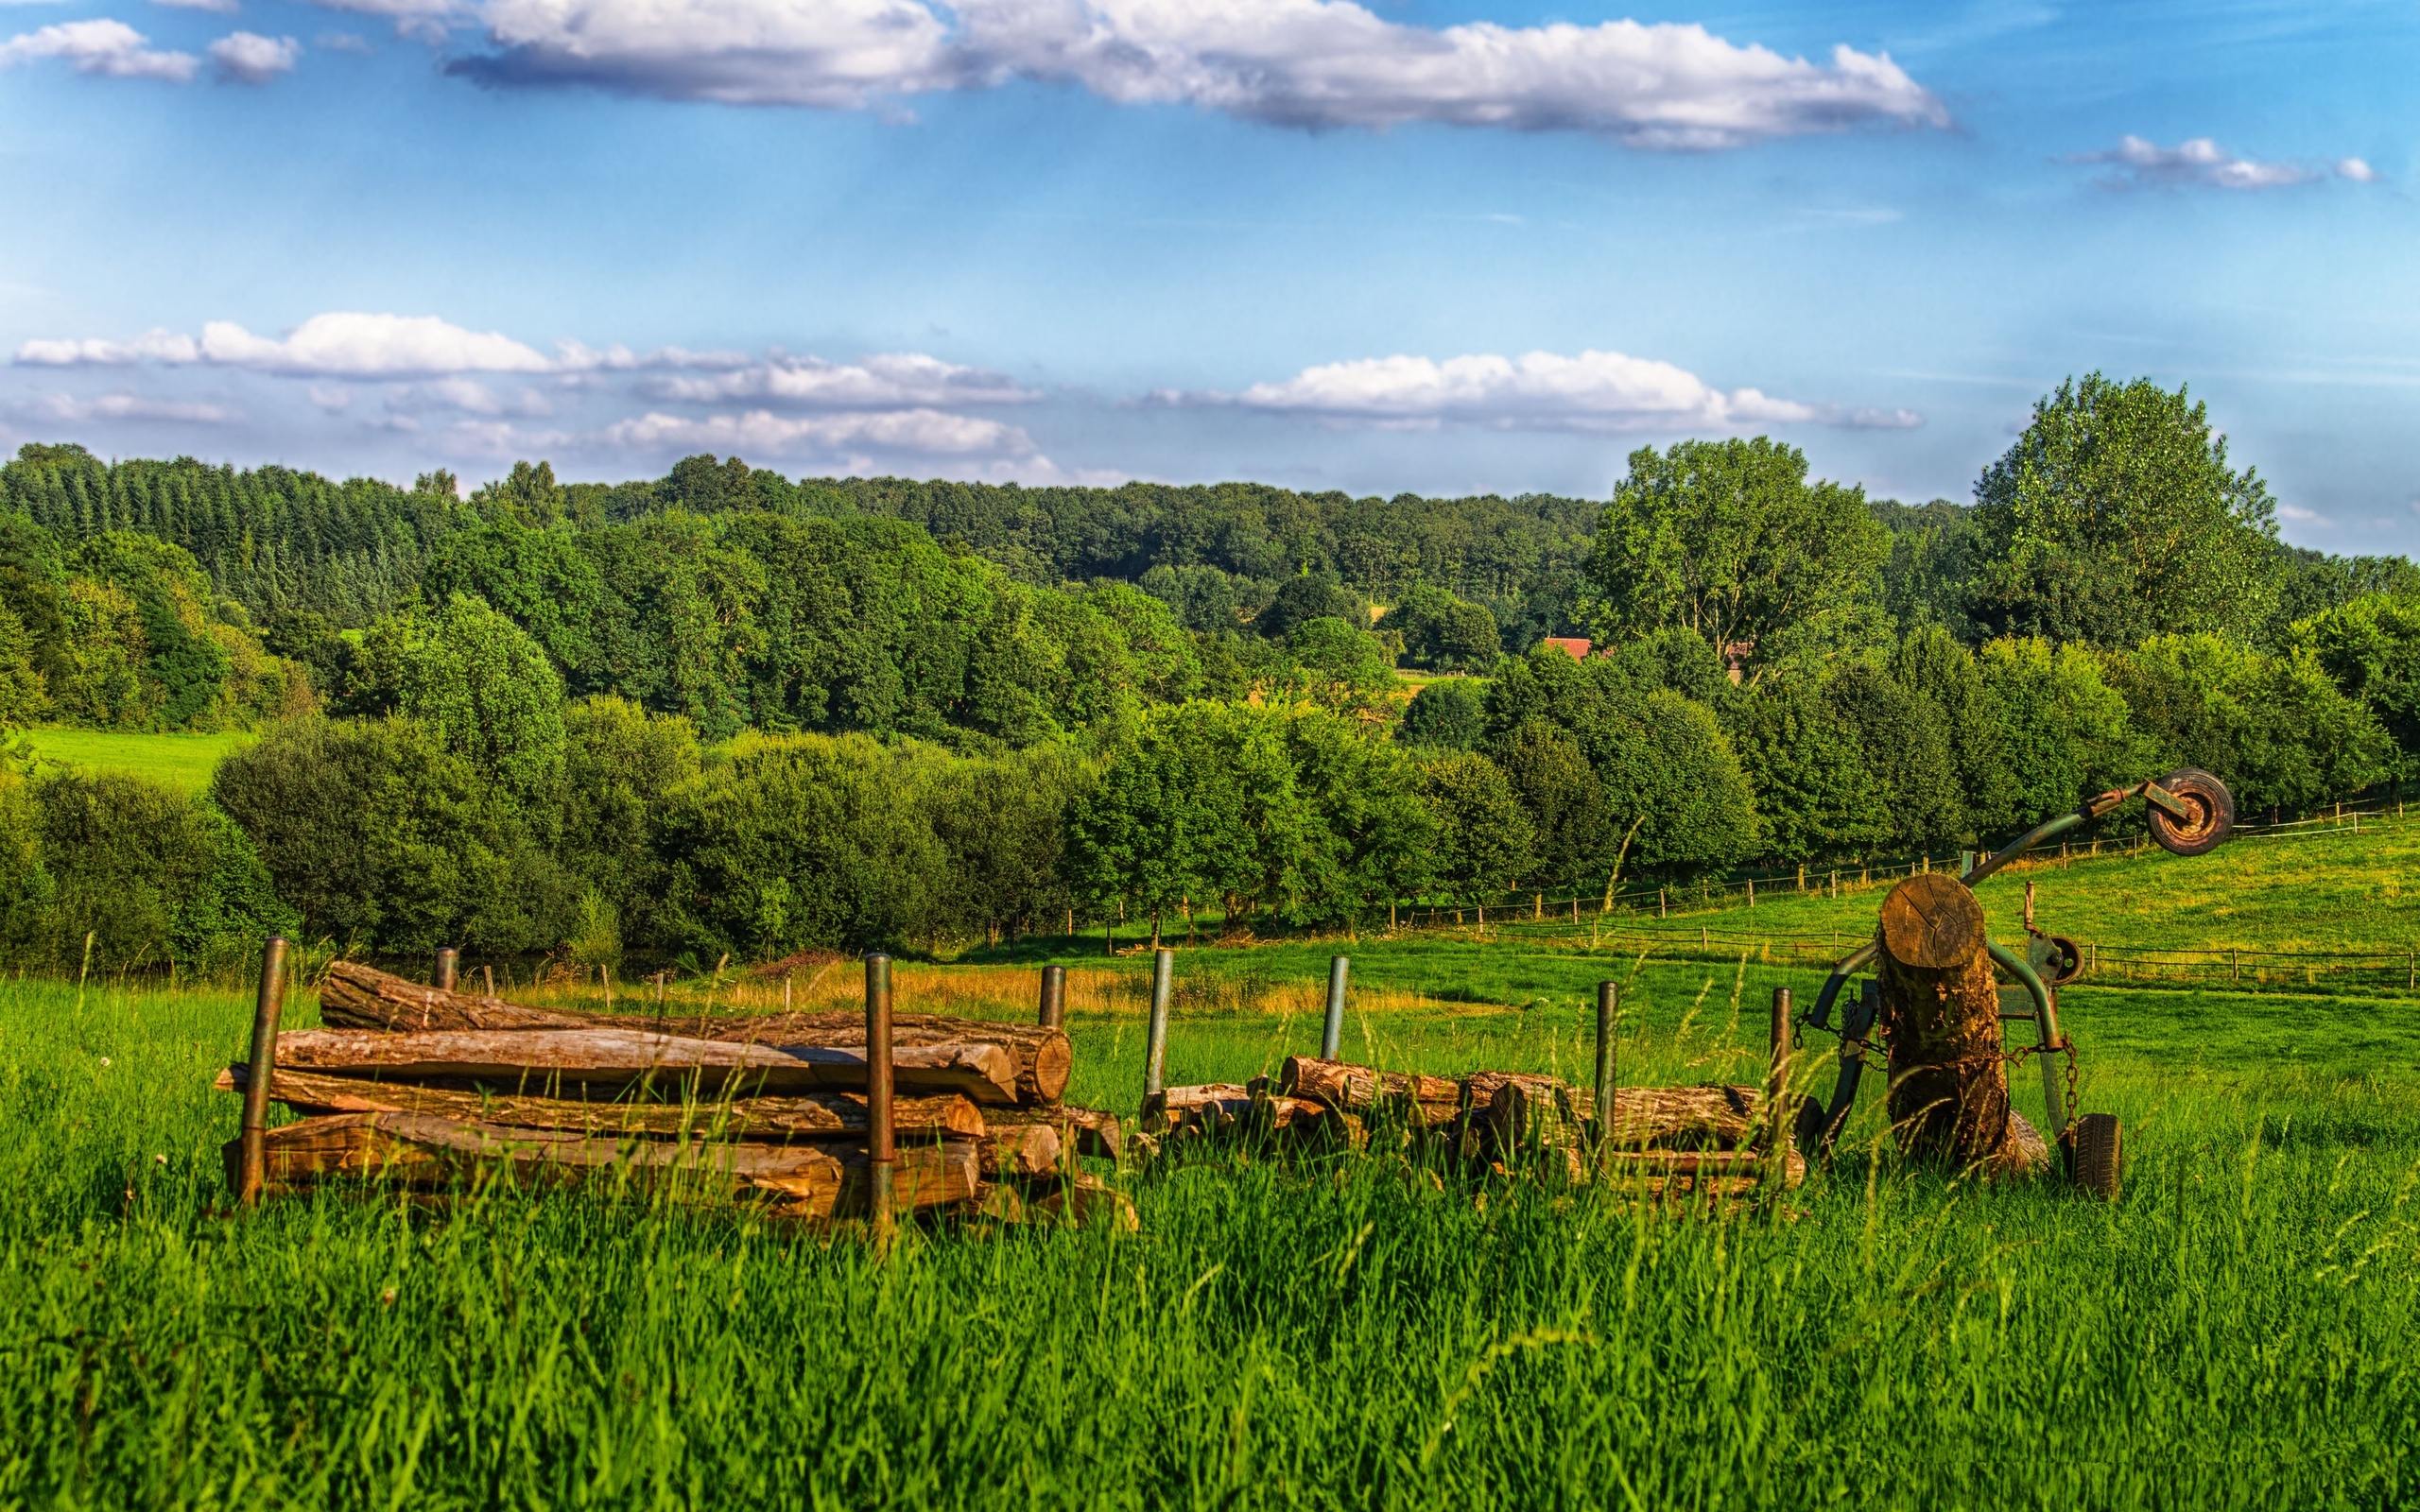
{"left": 1417, "top": 751, "right": 1533, "bottom": 906}
{"left": 556, "top": 696, "right": 703, "bottom": 952}
{"left": 1890, "top": 627, "right": 2015, "bottom": 839}
{"left": 1976, "top": 636, "right": 2144, "bottom": 830}
{"left": 347, "top": 595, "right": 567, "bottom": 801}
{"left": 1725, "top": 672, "right": 1892, "bottom": 865}
{"left": 1277, "top": 617, "right": 1401, "bottom": 722}
{"left": 2103, "top": 634, "right": 2391, "bottom": 817}
{"left": 1397, "top": 679, "right": 1484, "bottom": 750}
{"left": 1255, "top": 575, "right": 1359, "bottom": 641}
{"left": 1491, "top": 718, "right": 1610, "bottom": 891}
{"left": 1972, "top": 374, "right": 2281, "bottom": 647}
{"left": 1389, "top": 585, "right": 1501, "bottom": 673}
{"left": 1587, "top": 438, "right": 1888, "bottom": 683}
{"left": 1828, "top": 662, "right": 1965, "bottom": 854}
{"left": 1285, "top": 711, "right": 1435, "bottom": 926}
{"left": 0, "top": 601, "right": 43, "bottom": 729}
{"left": 2294, "top": 593, "right": 2420, "bottom": 780}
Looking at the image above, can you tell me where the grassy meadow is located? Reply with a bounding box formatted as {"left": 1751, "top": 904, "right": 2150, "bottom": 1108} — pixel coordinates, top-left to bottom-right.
{"left": 16, "top": 726, "right": 256, "bottom": 794}
{"left": 4, "top": 935, "right": 2418, "bottom": 1508}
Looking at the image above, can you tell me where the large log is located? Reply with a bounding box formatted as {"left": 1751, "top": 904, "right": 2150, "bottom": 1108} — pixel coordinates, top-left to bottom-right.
{"left": 217, "top": 1063, "right": 985, "bottom": 1140}
{"left": 317, "top": 961, "right": 1072, "bottom": 1104}
{"left": 270, "top": 1028, "right": 1022, "bottom": 1105}
{"left": 1599, "top": 1085, "right": 1768, "bottom": 1150}
{"left": 1141, "top": 1083, "right": 1253, "bottom": 1134}
{"left": 223, "top": 1112, "right": 978, "bottom": 1216}
{"left": 1875, "top": 875, "right": 2046, "bottom": 1177}
{"left": 1277, "top": 1057, "right": 1461, "bottom": 1126}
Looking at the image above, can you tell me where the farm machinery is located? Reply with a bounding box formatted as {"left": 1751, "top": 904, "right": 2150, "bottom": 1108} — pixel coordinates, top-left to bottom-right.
{"left": 1791, "top": 768, "right": 2237, "bottom": 1196}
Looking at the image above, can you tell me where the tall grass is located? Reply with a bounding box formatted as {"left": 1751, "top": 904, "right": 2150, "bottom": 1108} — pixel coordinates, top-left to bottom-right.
{"left": 2, "top": 966, "right": 2416, "bottom": 1507}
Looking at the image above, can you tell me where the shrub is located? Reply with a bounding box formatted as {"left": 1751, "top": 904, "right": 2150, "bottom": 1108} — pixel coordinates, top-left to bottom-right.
{"left": 2103, "top": 634, "right": 2392, "bottom": 816}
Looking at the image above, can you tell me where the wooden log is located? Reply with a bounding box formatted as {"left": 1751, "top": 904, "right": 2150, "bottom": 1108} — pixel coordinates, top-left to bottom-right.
{"left": 1601, "top": 1147, "right": 1806, "bottom": 1189}
{"left": 986, "top": 1104, "right": 1123, "bottom": 1162}
{"left": 978, "top": 1121, "right": 1064, "bottom": 1179}
{"left": 1277, "top": 1057, "right": 1461, "bottom": 1125}
{"left": 216, "top": 1064, "right": 986, "bottom": 1140}
{"left": 222, "top": 1112, "right": 978, "bottom": 1216}
{"left": 1599, "top": 1085, "right": 1768, "bottom": 1150}
{"left": 316, "top": 961, "right": 1074, "bottom": 1104}
{"left": 1141, "top": 1083, "right": 1253, "bottom": 1135}
{"left": 269, "top": 1028, "right": 1022, "bottom": 1105}
{"left": 1250, "top": 1086, "right": 1364, "bottom": 1148}
{"left": 1874, "top": 875, "right": 2031, "bottom": 1176}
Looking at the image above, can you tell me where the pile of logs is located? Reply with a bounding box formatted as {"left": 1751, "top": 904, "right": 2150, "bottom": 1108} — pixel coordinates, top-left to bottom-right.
{"left": 1143, "top": 1055, "right": 1806, "bottom": 1197}
{"left": 220, "top": 955, "right": 1129, "bottom": 1227}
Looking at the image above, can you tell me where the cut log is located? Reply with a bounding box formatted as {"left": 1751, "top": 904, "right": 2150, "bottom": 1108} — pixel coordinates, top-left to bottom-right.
{"left": 1277, "top": 1057, "right": 1461, "bottom": 1125}
{"left": 1250, "top": 1087, "right": 1364, "bottom": 1148}
{"left": 269, "top": 1028, "right": 1021, "bottom": 1105}
{"left": 316, "top": 961, "right": 1073, "bottom": 1104}
{"left": 1601, "top": 1147, "right": 1806, "bottom": 1189}
{"left": 318, "top": 961, "right": 596, "bottom": 1032}
{"left": 978, "top": 1121, "right": 1064, "bottom": 1178}
{"left": 1141, "top": 1083, "right": 1253, "bottom": 1135}
{"left": 986, "top": 1104, "right": 1122, "bottom": 1162}
{"left": 1599, "top": 1085, "right": 1768, "bottom": 1150}
{"left": 222, "top": 1112, "right": 977, "bottom": 1216}
{"left": 216, "top": 1064, "right": 985, "bottom": 1140}
{"left": 1874, "top": 875, "right": 2030, "bottom": 1176}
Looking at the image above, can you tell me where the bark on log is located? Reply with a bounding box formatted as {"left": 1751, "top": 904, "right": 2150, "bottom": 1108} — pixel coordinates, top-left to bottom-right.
{"left": 1141, "top": 1083, "right": 1253, "bottom": 1134}
{"left": 1277, "top": 1057, "right": 1461, "bottom": 1126}
{"left": 316, "top": 961, "right": 1073, "bottom": 1104}
{"left": 1601, "top": 1147, "right": 1806, "bottom": 1189}
{"left": 977, "top": 1121, "right": 1064, "bottom": 1179}
{"left": 985, "top": 1104, "right": 1123, "bottom": 1162}
{"left": 217, "top": 1064, "right": 985, "bottom": 1140}
{"left": 1250, "top": 1088, "right": 1364, "bottom": 1147}
{"left": 222, "top": 1112, "right": 977, "bottom": 1216}
{"left": 269, "top": 1028, "right": 1022, "bottom": 1105}
{"left": 1598, "top": 1085, "right": 1767, "bottom": 1150}
{"left": 1874, "top": 875, "right": 2031, "bottom": 1176}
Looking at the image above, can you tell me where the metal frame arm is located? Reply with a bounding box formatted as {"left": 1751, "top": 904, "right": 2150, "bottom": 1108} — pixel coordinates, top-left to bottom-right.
{"left": 1962, "top": 779, "right": 2189, "bottom": 889}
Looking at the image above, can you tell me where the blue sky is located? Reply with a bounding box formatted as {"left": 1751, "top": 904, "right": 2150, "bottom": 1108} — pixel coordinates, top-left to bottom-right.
{"left": 2, "top": 0, "right": 2413, "bottom": 551}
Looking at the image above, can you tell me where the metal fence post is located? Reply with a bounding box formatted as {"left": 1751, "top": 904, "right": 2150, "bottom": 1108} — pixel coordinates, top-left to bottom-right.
{"left": 1038, "top": 964, "right": 1066, "bottom": 1029}
{"left": 865, "top": 953, "right": 894, "bottom": 1243}
{"left": 1144, "top": 947, "right": 1173, "bottom": 1099}
{"left": 1594, "top": 981, "right": 1616, "bottom": 1152}
{"left": 238, "top": 936, "right": 289, "bottom": 1208}
{"left": 1766, "top": 987, "right": 1791, "bottom": 1198}
{"left": 1322, "top": 955, "right": 1349, "bottom": 1060}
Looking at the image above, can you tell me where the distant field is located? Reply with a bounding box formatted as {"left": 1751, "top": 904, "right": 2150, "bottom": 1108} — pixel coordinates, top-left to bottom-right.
{"left": 19, "top": 726, "right": 254, "bottom": 793}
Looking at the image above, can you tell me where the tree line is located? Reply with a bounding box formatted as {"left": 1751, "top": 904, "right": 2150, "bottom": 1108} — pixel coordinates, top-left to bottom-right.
{"left": 2, "top": 371, "right": 2417, "bottom": 972}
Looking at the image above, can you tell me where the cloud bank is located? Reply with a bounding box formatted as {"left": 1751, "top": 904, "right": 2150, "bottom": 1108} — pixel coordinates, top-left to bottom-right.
{"left": 1183, "top": 348, "right": 1920, "bottom": 432}
{"left": 417, "top": 0, "right": 1949, "bottom": 147}
{"left": 0, "top": 18, "right": 198, "bottom": 78}
{"left": 2073, "top": 135, "right": 2378, "bottom": 191}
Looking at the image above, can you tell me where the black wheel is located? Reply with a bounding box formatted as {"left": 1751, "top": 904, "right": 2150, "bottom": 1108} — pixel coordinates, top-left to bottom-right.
{"left": 2148, "top": 768, "right": 2234, "bottom": 856}
{"left": 2069, "top": 1112, "right": 2122, "bottom": 1199}
{"left": 2042, "top": 935, "right": 2083, "bottom": 986}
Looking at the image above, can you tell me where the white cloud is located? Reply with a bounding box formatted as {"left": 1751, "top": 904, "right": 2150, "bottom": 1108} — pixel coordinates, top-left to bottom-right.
{"left": 155, "top": 0, "right": 241, "bottom": 13}
{"left": 16, "top": 327, "right": 201, "bottom": 365}
{"left": 0, "top": 18, "right": 198, "bottom": 79}
{"left": 1196, "top": 348, "right": 1914, "bottom": 433}
{"left": 2278, "top": 504, "right": 2329, "bottom": 524}
{"left": 22, "top": 391, "right": 240, "bottom": 423}
{"left": 197, "top": 312, "right": 554, "bottom": 375}
{"left": 2337, "top": 157, "right": 2378, "bottom": 183}
{"left": 208, "top": 29, "right": 297, "bottom": 79}
{"left": 2072, "top": 135, "right": 2348, "bottom": 191}
{"left": 638, "top": 351, "right": 1038, "bottom": 408}
{"left": 448, "top": 0, "right": 1945, "bottom": 148}
{"left": 600, "top": 407, "right": 1040, "bottom": 457}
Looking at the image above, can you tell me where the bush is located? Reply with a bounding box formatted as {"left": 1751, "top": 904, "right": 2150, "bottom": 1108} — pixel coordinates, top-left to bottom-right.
{"left": 2294, "top": 593, "right": 2420, "bottom": 781}
{"left": 213, "top": 717, "right": 574, "bottom": 954}
{"left": 1389, "top": 586, "right": 1500, "bottom": 673}
{"left": 2103, "top": 634, "right": 2392, "bottom": 817}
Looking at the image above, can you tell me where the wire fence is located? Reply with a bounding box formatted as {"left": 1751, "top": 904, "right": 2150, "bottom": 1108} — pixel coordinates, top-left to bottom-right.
{"left": 1377, "top": 791, "right": 2420, "bottom": 998}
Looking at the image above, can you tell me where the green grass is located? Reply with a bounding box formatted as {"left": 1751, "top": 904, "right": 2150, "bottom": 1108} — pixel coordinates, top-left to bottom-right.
{"left": 18, "top": 726, "right": 255, "bottom": 793}
{"left": 5, "top": 954, "right": 2417, "bottom": 1507}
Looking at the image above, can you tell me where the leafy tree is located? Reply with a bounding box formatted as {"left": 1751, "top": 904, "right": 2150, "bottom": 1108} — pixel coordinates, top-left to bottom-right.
{"left": 347, "top": 595, "right": 567, "bottom": 801}
{"left": 1255, "top": 575, "right": 1360, "bottom": 641}
{"left": 1891, "top": 626, "right": 2016, "bottom": 840}
{"left": 2272, "top": 548, "right": 2420, "bottom": 637}
{"left": 1587, "top": 438, "right": 1888, "bottom": 682}
{"left": 1976, "top": 636, "right": 2144, "bottom": 829}
{"left": 421, "top": 520, "right": 603, "bottom": 676}
{"left": 1398, "top": 679, "right": 1484, "bottom": 750}
{"left": 926, "top": 744, "right": 1083, "bottom": 942}
{"left": 2103, "top": 634, "right": 2391, "bottom": 816}
{"left": 1972, "top": 374, "right": 2281, "bottom": 647}
{"left": 1872, "top": 498, "right": 1985, "bottom": 643}
{"left": 1389, "top": 585, "right": 1501, "bottom": 673}
{"left": 1137, "top": 564, "right": 1248, "bottom": 633}
{"left": 556, "top": 696, "right": 702, "bottom": 951}
{"left": 1725, "top": 672, "right": 1892, "bottom": 864}
{"left": 1827, "top": 662, "right": 1965, "bottom": 854}
{"left": 0, "top": 601, "right": 43, "bottom": 729}
{"left": 2294, "top": 594, "right": 2420, "bottom": 780}
{"left": 1491, "top": 718, "right": 1610, "bottom": 891}
{"left": 1285, "top": 711, "right": 1435, "bottom": 925}
{"left": 1416, "top": 752, "right": 1533, "bottom": 906}
{"left": 1277, "top": 617, "right": 1400, "bottom": 722}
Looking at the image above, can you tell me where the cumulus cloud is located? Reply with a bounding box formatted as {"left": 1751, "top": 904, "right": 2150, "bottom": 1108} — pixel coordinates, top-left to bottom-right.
{"left": 2070, "top": 135, "right": 2368, "bottom": 191}
{"left": 0, "top": 18, "right": 198, "bottom": 79}
{"left": 1186, "top": 348, "right": 1915, "bottom": 433}
{"left": 195, "top": 313, "right": 554, "bottom": 375}
{"left": 443, "top": 0, "right": 1945, "bottom": 148}
{"left": 638, "top": 351, "right": 1038, "bottom": 408}
{"left": 208, "top": 29, "right": 298, "bottom": 79}
{"left": 16, "top": 327, "right": 201, "bottom": 365}
{"left": 600, "top": 407, "right": 1040, "bottom": 457}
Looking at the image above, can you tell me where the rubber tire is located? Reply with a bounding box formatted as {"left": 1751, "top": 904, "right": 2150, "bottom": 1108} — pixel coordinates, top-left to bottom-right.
{"left": 2070, "top": 1112, "right": 2122, "bottom": 1199}
{"left": 2043, "top": 935, "right": 2084, "bottom": 986}
{"left": 2149, "top": 767, "right": 2235, "bottom": 856}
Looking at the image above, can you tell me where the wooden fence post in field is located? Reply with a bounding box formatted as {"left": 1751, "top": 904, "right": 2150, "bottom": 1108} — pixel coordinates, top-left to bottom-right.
{"left": 1747, "top": 878, "right": 1755, "bottom": 907}
{"left": 1595, "top": 981, "right": 1617, "bottom": 1158}
{"left": 483, "top": 965, "right": 495, "bottom": 997}
{"left": 1765, "top": 986, "right": 1790, "bottom": 1195}
{"left": 1038, "top": 965, "right": 1065, "bottom": 1029}
{"left": 434, "top": 948, "right": 458, "bottom": 992}
{"left": 1144, "top": 948, "right": 1173, "bottom": 1099}
{"left": 865, "top": 953, "right": 894, "bottom": 1240}
{"left": 237, "top": 936, "right": 289, "bottom": 1208}
{"left": 1322, "top": 956, "right": 1349, "bottom": 1060}
{"left": 1659, "top": 889, "right": 1667, "bottom": 919}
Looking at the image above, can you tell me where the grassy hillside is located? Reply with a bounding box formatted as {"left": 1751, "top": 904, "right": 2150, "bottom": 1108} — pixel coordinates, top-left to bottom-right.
{"left": 19, "top": 726, "right": 255, "bottom": 794}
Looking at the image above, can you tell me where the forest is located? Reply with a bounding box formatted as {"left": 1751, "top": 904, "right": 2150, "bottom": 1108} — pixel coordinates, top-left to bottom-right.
{"left": 4, "top": 372, "right": 2418, "bottom": 973}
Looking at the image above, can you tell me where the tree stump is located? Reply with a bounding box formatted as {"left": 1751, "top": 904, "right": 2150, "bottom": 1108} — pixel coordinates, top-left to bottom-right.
{"left": 1875, "top": 874, "right": 2047, "bottom": 1178}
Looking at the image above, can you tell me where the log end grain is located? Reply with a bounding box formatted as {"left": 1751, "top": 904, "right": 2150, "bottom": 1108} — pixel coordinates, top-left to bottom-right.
{"left": 1878, "top": 873, "right": 1986, "bottom": 969}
